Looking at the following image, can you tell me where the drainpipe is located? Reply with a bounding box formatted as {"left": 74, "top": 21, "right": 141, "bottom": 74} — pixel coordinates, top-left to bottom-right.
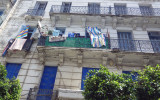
{"left": 0, "top": 0, "right": 20, "bottom": 33}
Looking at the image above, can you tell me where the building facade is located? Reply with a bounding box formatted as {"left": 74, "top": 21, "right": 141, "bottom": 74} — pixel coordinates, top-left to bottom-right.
{"left": 0, "top": 0, "right": 160, "bottom": 100}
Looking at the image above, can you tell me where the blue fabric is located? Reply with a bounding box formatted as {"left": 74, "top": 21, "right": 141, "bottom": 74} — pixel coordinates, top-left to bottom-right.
{"left": 52, "top": 29, "right": 60, "bottom": 37}
{"left": 6, "top": 63, "right": 21, "bottom": 79}
{"left": 81, "top": 67, "right": 99, "bottom": 90}
{"left": 68, "top": 32, "right": 75, "bottom": 37}
{"left": 37, "top": 66, "right": 58, "bottom": 100}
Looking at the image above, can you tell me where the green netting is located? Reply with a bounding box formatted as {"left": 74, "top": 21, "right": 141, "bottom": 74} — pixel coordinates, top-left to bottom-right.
{"left": 45, "top": 37, "right": 109, "bottom": 49}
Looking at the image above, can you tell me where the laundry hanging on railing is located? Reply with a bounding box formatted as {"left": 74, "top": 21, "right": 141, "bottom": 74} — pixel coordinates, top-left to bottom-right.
{"left": 87, "top": 26, "right": 106, "bottom": 47}
{"left": 16, "top": 25, "right": 29, "bottom": 38}
{"left": 49, "top": 29, "right": 66, "bottom": 42}
{"left": 9, "top": 38, "right": 27, "bottom": 51}
{"left": 2, "top": 39, "right": 15, "bottom": 57}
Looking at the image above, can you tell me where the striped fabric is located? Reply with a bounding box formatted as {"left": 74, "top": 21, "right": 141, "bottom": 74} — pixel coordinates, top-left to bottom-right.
{"left": 87, "top": 26, "right": 106, "bottom": 47}
{"left": 16, "top": 25, "right": 29, "bottom": 38}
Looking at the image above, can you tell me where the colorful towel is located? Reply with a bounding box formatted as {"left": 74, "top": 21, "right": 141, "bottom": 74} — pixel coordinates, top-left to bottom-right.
{"left": 87, "top": 27, "right": 106, "bottom": 47}
{"left": 9, "top": 38, "right": 27, "bottom": 50}
{"left": 2, "top": 39, "right": 15, "bottom": 57}
{"left": 16, "top": 25, "right": 29, "bottom": 38}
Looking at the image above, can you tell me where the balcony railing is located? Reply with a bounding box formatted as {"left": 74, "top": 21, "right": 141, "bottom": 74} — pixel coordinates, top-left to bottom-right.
{"left": 37, "top": 36, "right": 160, "bottom": 53}
{"left": 26, "top": 9, "right": 45, "bottom": 16}
{"left": 50, "top": 5, "right": 160, "bottom": 16}
{"left": 27, "top": 88, "right": 57, "bottom": 100}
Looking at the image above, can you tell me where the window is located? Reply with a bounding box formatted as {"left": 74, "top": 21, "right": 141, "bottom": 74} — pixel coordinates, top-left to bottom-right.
{"left": 148, "top": 32, "right": 160, "bottom": 53}
{"left": 61, "top": 2, "right": 72, "bottom": 13}
{"left": 37, "top": 66, "right": 57, "bottom": 100}
{"left": 55, "top": 27, "right": 66, "bottom": 36}
{"left": 122, "top": 71, "right": 138, "bottom": 81}
{"left": 88, "top": 3, "right": 100, "bottom": 14}
{"left": 117, "top": 32, "right": 134, "bottom": 51}
{"left": 6, "top": 63, "right": 22, "bottom": 79}
{"left": 34, "top": 1, "right": 47, "bottom": 16}
{"left": 139, "top": 5, "right": 153, "bottom": 16}
{"left": 81, "top": 67, "right": 99, "bottom": 90}
{"left": 114, "top": 4, "right": 127, "bottom": 15}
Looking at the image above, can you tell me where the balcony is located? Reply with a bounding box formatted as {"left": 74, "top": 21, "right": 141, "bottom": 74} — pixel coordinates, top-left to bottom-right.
{"left": 37, "top": 36, "right": 160, "bottom": 53}
{"left": 50, "top": 5, "right": 160, "bottom": 17}
{"left": 27, "top": 88, "right": 57, "bottom": 100}
{"left": 25, "top": 9, "right": 45, "bottom": 21}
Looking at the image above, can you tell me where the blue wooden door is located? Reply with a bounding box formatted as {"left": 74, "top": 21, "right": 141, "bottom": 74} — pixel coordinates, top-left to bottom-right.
{"left": 61, "top": 2, "right": 72, "bottom": 13}
{"left": 114, "top": 5, "right": 127, "bottom": 15}
{"left": 36, "top": 66, "right": 57, "bottom": 100}
{"left": 148, "top": 32, "right": 160, "bottom": 53}
{"left": 88, "top": 3, "right": 100, "bottom": 14}
{"left": 6, "top": 63, "right": 21, "bottom": 79}
{"left": 139, "top": 6, "right": 153, "bottom": 16}
{"left": 81, "top": 67, "right": 99, "bottom": 90}
{"left": 118, "top": 32, "right": 134, "bottom": 51}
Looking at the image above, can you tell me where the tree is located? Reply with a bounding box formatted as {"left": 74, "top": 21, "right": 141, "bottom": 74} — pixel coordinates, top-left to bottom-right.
{"left": 82, "top": 66, "right": 136, "bottom": 100}
{"left": 82, "top": 65, "right": 160, "bottom": 100}
{"left": 135, "top": 65, "right": 160, "bottom": 100}
{"left": 0, "top": 63, "right": 21, "bottom": 100}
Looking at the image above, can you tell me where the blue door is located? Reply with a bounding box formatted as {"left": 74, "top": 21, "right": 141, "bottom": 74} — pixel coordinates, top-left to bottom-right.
{"left": 139, "top": 6, "right": 153, "bottom": 16}
{"left": 114, "top": 5, "right": 127, "bottom": 15}
{"left": 36, "top": 66, "right": 58, "bottom": 100}
{"left": 148, "top": 32, "right": 160, "bottom": 53}
{"left": 6, "top": 63, "right": 22, "bottom": 79}
{"left": 118, "top": 32, "right": 134, "bottom": 51}
{"left": 122, "top": 71, "right": 138, "bottom": 81}
{"left": 81, "top": 67, "right": 99, "bottom": 90}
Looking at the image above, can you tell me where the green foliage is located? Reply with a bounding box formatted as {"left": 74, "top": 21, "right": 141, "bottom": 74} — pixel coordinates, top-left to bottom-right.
{"left": 82, "top": 65, "right": 160, "bottom": 100}
{"left": 0, "top": 63, "right": 21, "bottom": 100}
{"left": 135, "top": 65, "right": 160, "bottom": 100}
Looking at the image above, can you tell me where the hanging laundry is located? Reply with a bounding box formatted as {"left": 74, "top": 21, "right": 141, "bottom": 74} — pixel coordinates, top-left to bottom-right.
{"left": 16, "top": 25, "right": 29, "bottom": 38}
{"left": 9, "top": 38, "right": 27, "bottom": 51}
{"left": 87, "top": 26, "right": 106, "bottom": 47}
{"left": 2, "top": 39, "right": 15, "bottom": 57}
{"left": 52, "top": 29, "right": 60, "bottom": 37}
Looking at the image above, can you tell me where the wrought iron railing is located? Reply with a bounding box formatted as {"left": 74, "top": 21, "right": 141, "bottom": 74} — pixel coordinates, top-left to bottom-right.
{"left": 37, "top": 36, "right": 160, "bottom": 53}
{"left": 26, "top": 9, "right": 45, "bottom": 16}
{"left": 27, "top": 88, "right": 58, "bottom": 100}
{"left": 50, "top": 5, "right": 160, "bottom": 16}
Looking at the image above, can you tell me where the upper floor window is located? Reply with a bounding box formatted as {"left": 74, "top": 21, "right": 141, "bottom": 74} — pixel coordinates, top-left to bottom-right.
{"left": 88, "top": 3, "right": 100, "bottom": 14}
{"left": 34, "top": 1, "right": 47, "bottom": 16}
{"left": 61, "top": 2, "right": 72, "bottom": 13}
{"left": 139, "top": 5, "right": 153, "bottom": 16}
{"left": 148, "top": 32, "right": 160, "bottom": 52}
{"left": 114, "top": 4, "right": 127, "bottom": 15}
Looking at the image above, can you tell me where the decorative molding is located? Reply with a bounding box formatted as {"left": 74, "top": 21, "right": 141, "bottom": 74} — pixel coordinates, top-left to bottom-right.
{"left": 112, "top": 17, "right": 117, "bottom": 29}
{"left": 81, "top": 17, "right": 86, "bottom": 28}
{"left": 59, "top": 53, "right": 64, "bottom": 66}
{"left": 142, "top": 19, "right": 149, "bottom": 31}
{"left": 132, "top": 18, "right": 137, "bottom": 30}
{"left": 143, "top": 56, "right": 149, "bottom": 66}
{"left": 51, "top": 16, "right": 57, "bottom": 27}
{"left": 101, "top": 18, "right": 106, "bottom": 29}
{"left": 67, "top": 17, "right": 72, "bottom": 27}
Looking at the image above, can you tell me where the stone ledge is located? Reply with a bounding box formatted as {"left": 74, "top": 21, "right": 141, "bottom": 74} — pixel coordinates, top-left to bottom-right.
{"left": 58, "top": 88, "right": 84, "bottom": 100}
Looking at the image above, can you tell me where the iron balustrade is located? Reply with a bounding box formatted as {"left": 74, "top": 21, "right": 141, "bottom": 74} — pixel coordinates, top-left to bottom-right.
{"left": 26, "top": 9, "right": 45, "bottom": 16}
{"left": 27, "top": 88, "right": 57, "bottom": 100}
{"left": 37, "top": 36, "right": 160, "bottom": 53}
{"left": 50, "top": 5, "right": 160, "bottom": 16}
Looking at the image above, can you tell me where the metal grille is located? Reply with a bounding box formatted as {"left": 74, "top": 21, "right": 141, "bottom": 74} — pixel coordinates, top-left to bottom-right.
{"left": 26, "top": 9, "right": 45, "bottom": 16}
{"left": 27, "top": 88, "right": 58, "bottom": 100}
{"left": 37, "top": 37, "right": 160, "bottom": 53}
{"left": 50, "top": 5, "right": 160, "bottom": 16}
